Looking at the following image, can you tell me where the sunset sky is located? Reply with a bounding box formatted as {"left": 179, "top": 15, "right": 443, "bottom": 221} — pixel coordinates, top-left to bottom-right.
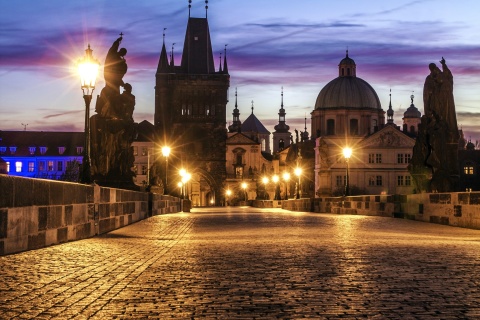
{"left": 1, "top": 0, "right": 479, "bottom": 142}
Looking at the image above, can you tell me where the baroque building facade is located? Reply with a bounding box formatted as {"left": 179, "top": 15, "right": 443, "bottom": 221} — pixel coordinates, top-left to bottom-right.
{"left": 313, "top": 52, "right": 418, "bottom": 196}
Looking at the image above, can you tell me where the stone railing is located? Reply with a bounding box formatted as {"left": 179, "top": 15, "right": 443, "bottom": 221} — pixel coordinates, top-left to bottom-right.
{"left": 0, "top": 175, "right": 181, "bottom": 255}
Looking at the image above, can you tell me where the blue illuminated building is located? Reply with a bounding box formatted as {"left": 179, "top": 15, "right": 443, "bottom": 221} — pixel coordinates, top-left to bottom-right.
{"left": 0, "top": 131, "right": 84, "bottom": 180}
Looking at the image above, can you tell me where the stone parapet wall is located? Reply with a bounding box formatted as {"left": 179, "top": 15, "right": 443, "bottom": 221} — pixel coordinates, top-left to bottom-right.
{"left": 315, "top": 193, "right": 480, "bottom": 230}
{"left": 0, "top": 175, "right": 181, "bottom": 255}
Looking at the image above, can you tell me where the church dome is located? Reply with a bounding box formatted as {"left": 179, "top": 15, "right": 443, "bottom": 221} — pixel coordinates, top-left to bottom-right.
{"left": 403, "top": 94, "right": 421, "bottom": 118}
{"left": 314, "top": 52, "right": 381, "bottom": 110}
{"left": 314, "top": 77, "right": 382, "bottom": 110}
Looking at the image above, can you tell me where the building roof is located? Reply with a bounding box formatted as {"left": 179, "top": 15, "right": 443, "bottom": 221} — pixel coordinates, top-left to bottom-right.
{"left": 180, "top": 18, "right": 215, "bottom": 74}
{"left": 0, "top": 131, "right": 84, "bottom": 157}
{"left": 242, "top": 113, "right": 271, "bottom": 134}
{"left": 135, "top": 120, "right": 155, "bottom": 142}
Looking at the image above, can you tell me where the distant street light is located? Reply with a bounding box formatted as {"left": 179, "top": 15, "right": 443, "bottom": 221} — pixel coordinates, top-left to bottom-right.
{"left": 272, "top": 175, "right": 280, "bottom": 200}
{"left": 241, "top": 182, "right": 248, "bottom": 202}
{"left": 343, "top": 147, "right": 352, "bottom": 197}
{"left": 78, "top": 44, "right": 99, "bottom": 184}
{"left": 283, "top": 172, "right": 290, "bottom": 200}
{"left": 226, "top": 189, "right": 232, "bottom": 206}
{"left": 294, "top": 167, "right": 302, "bottom": 199}
{"left": 161, "top": 146, "right": 171, "bottom": 194}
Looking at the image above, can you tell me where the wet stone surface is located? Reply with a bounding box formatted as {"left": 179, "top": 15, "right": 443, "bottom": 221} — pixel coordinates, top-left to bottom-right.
{"left": 1, "top": 207, "right": 480, "bottom": 319}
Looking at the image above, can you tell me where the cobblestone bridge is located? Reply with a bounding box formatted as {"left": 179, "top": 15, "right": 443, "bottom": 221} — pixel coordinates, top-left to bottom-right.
{"left": 1, "top": 207, "right": 479, "bottom": 319}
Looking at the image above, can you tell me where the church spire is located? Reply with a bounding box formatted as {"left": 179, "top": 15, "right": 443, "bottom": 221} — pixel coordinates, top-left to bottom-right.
{"left": 218, "top": 52, "right": 222, "bottom": 72}
{"left": 228, "top": 87, "right": 242, "bottom": 133}
{"left": 223, "top": 44, "right": 229, "bottom": 74}
{"left": 274, "top": 87, "right": 289, "bottom": 133}
{"left": 387, "top": 88, "right": 394, "bottom": 124}
{"left": 188, "top": 0, "right": 192, "bottom": 18}
{"left": 170, "top": 43, "right": 175, "bottom": 67}
{"left": 157, "top": 28, "right": 169, "bottom": 73}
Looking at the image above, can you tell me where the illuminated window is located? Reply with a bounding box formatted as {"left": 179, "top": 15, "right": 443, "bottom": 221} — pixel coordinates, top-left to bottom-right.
{"left": 58, "top": 147, "right": 66, "bottom": 155}
{"left": 40, "top": 147, "right": 47, "bottom": 155}
{"left": 6, "top": 162, "right": 10, "bottom": 172}
{"left": 29, "top": 147, "right": 36, "bottom": 155}
{"left": 28, "top": 162, "right": 35, "bottom": 172}
{"left": 464, "top": 166, "right": 474, "bottom": 175}
{"left": 133, "top": 146, "right": 138, "bottom": 156}
{"left": 133, "top": 164, "right": 138, "bottom": 173}
{"left": 15, "top": 161, "right": 22, "bottom": 172}
{"left": 48, "top": 161, "right": 54, "bottom": 171}
{"left": 261, "top": 139, "right": 266, "bottom": 152}
{"left": 142, "top": 147, "right": 148, "bottom": 156}
{"left": 466, "top": 188, "right": 472, "bottom": 192}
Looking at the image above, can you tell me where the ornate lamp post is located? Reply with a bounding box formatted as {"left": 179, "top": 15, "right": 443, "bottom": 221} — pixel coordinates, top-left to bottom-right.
{"left": 262, "top": 176, "right": 269, "bottom": 200}
{"left": 78, "top": 44, "right": 99, "bottom": 183}
{"left": 294, "top": 167, "right": 302, "bottom": 199}
{"left": 272, "top": 175, "right": 280, "bottom": 200}
{"left": 241, "top": 182, "right": 248, "bottom": 202}
{"left": 226, "top": 189, "right": 232, "bottom": 206}
{"left": 161, "top": 146, "right": 171, "bottom": 194}
{"left": 283, "top": 172, "right": 290, "bottom": 200}
{"left": 343, "top": 147, "right": 352, "bottom": 197}
{"left": 177, "top": 182, "right": 184, "bottom": 199}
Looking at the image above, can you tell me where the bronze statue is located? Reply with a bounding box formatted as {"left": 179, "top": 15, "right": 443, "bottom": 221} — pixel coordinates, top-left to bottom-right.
{"left": 90, "top": 34, "right": 137, "bottom": 189}
{"left": 409, "top": 57, "right": 459, "bottom": 192}
{"left": 423, "top": 57, "right": 459, "bottom": 143}
{"left": 104, "top": 35, "right": 128, "bottom": 94}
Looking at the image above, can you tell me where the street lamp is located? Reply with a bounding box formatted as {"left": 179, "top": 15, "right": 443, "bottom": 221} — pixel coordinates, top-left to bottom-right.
{"left": 343, "top": 147, "right": 352, "bottom": 197}
{"left": 226, "top": 189, "right": 232, "bottom": 206}
{"left": 272, "top": 175, "right": 280, "bottom": 200}
{"left": 294, "top": 167, "right": 302, "bottom": 199}
{"left": 283, "top": 172, "right": 290, "bottom": 200}
{"left": 262, "top": 176, "right": 269, "bottom": 200}
{"left": 241, "top": 182, "right": 248, "bottom": 202}
{"left": 177, "top": 181, "right": 183, "bottom": 199}
{"left": 161, "top": 146, "right": 171, "bottom": 194}
{"left": 78, "top": 44, "right": 99, "bottom": 183}
{"left": 181, "top": 172, "right": 191, "bottom": 200}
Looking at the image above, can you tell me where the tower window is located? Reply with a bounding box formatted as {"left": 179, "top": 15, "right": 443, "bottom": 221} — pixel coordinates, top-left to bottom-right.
{"left": 279, "top": 139, "right": 284, "bottom": 150}
{"left": 327, "top": 119, "right": 335, "bottom": 135}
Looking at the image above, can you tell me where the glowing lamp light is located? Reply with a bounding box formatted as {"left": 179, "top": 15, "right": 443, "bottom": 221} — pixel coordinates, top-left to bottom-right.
{"left": 78, "top": 45, "right": 100, "bottom": 96}
{"left": 294, "top": 167, "right": 302, "bottom": 177}
{"left": 262, "top": 177, "right": 269, "bottom": 185}
{"left": 161, "top": 146, "right": 171, "bottom": 157}
{"left": 226, "top": 189, "right": 232, "bottom": 196}
{"left": 283, "top": 172, "right": 290, "bottom": 181}
{"left": 343, "top": 147, "right": 352, "bottom": 160}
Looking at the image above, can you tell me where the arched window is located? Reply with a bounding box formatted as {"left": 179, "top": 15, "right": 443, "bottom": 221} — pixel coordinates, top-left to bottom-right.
{"left": 350, "top": 119, "right": 358, "bottom": 135}
{"left": 327, "top": 119, "right": 335, "bottom": 135}
{"left": 279, "top": 139, "right": 284, "bottom": 150}
{"left": 261, "top": 138, "right": 266, "bottom": 151}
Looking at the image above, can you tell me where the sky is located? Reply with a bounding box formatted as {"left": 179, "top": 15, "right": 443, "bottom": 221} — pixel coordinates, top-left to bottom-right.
{"left": 1, "top": 0, "right": 479, "bottom": 143}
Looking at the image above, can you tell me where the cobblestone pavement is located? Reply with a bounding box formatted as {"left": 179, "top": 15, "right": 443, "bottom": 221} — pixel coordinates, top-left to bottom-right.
{"left": 1, "top": 207, "right": 480, "bottom": 319}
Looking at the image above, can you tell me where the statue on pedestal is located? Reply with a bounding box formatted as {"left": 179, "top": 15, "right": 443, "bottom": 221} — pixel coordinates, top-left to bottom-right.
{"left": 90, "top": 34, "right": 137, "bottom": 188}
{"left": 409, "top": 57, "right": 459, "bottom": 192}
